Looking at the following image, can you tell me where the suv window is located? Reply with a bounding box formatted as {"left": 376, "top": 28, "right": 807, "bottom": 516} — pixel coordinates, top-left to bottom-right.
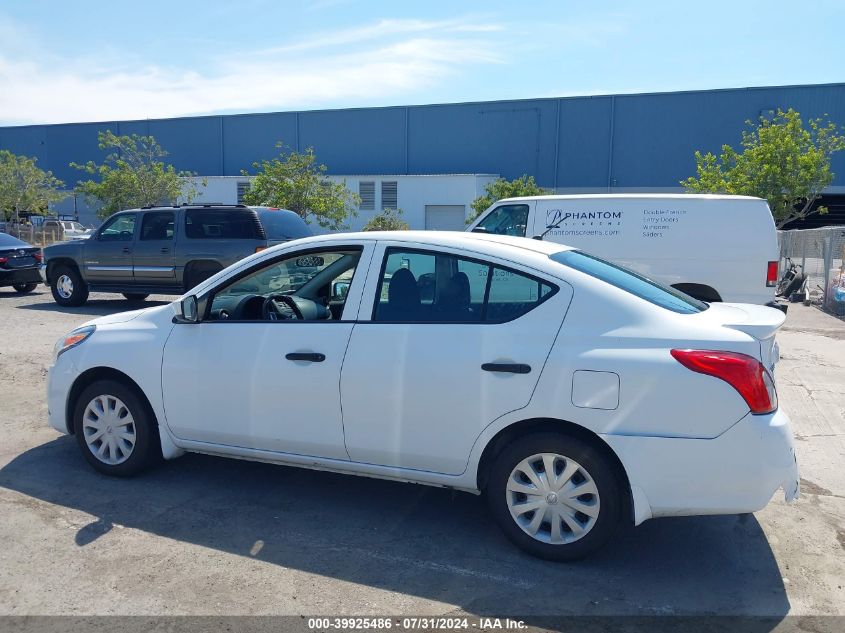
{"left": 185, "top": 209, "right": 261, "bottom": 240}
{"left": 474, "top": 204, "right": 529, "bottom": 237}
{"left": 253, "top": 208, "right": 311, "bottom": 240}
{"left": 373, "top": 248, "right": 556, "bottom": 323}
{"left": 98, "top": 214, "right": 136, "bottom": 242}
{"left": 551, "top": 250, "right": 708, "bottom": 314}
{"left": 140, "top": 211, "right": 175, "bottom": 241}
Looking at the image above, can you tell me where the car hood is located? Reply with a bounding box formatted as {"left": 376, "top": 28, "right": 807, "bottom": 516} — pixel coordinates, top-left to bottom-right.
{"left": 84, "top": 303, "right": 172, "bottom": 328}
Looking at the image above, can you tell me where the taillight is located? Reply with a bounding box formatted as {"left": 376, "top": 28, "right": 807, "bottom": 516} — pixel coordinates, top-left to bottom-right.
{"left": 0, "top": 257, "right": 6, "bottom": 265}
{"left": 766, "top": 261, "right": 778, "bottom": 287}
{"left": 34, "top": 251, "right": 43, "bottom": 263}
{"left": 670, "top": 349, "right": 778, "bottom": 414}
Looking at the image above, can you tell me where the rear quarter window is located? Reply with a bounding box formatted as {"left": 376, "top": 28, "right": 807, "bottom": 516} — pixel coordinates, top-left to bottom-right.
{"left": 185, "top": 209, "right": 262, "bottom": 240}
{"left": 254, "top": 209, "right": 312, "bottom": 240}
{"left": 551, "top": 250, "right": 707, "bottom": 314}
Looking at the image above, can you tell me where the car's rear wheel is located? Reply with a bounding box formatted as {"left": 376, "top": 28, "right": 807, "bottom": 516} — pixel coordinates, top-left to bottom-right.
{"left": 50, "top": 265, "right": 89, "bottom": 307}
{"left": 122, "top": 293, "right": 149, "bottom": 302}
{"left": 486, "top": 433, "right": 623, "bottom": 561}
{"left": 12, "top": 282, "right": 38, "bottom": 294}
{"left": 72, "top": 379, "right": 160, "bottom": 476}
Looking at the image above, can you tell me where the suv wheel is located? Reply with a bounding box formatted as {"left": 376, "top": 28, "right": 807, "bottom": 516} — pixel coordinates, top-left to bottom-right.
{"left": 50, "top": 265, "right": 89, "bottom": 307}
{"left": 486, "top": 433, "right": 623, "bottom": 561}
{"left": 12, "top": 283, "right": 38, "bottom": 294}
{"left": 122, "top": 293, "right": 149, "bottom": 302}
{"left": 72, "top": 379, "right": 160, "bottom": 477}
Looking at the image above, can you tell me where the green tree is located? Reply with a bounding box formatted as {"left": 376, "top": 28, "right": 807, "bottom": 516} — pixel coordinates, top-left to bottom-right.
{"left": 0, "top": 150, "right": 66, "bottom": 221}
{"left": 72, "top": 131, "right": 202, "bottom": 219}
{"left": 682, "top": 108, "right": 845, "bottom": 228}
{"left": 362, "top": 207, "right": 410, "bottom": 231}
{"left": 242, "top": 143, "right": 358, "bottom": 230}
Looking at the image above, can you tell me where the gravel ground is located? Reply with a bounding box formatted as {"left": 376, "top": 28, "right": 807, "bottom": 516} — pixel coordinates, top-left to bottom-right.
{"left": 0, "top": 287, "right": 843, "bottom": 621}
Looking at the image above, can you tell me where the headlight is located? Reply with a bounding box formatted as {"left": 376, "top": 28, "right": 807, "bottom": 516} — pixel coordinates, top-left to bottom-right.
{"left": 54, "top": 325, "right": 96, "bottom": 359}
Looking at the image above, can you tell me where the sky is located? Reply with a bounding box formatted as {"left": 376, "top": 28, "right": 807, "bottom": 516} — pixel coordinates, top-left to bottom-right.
{"left": 0, "top": 0, "right": 843, "bottom": 126}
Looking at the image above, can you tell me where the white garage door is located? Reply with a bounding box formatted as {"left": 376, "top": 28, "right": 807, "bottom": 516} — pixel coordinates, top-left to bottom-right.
{"left": 424, "top": 205, "right": 466, "bottom": 231}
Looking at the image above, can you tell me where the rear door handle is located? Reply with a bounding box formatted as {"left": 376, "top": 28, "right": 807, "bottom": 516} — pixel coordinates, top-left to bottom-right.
{"left": 122, "top": 247, "right": 131, "bottom": 254}
{"left": 481, "top": 363, "right": 531, "bottom": 374}
{"left": 286, "top": 352, "right": 326, "bottom": 363}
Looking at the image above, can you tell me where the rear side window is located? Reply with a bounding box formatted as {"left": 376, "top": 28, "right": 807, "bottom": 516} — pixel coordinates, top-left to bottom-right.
{"left": 551, "top": 250, "right": 707, "bottom": 314}
{"left": 140, "top": 211, "right": 175, "bottom": 241}
{"left": 373, "top": 247, "right": 557, "bottom": 323}
{"left": 254, "top": 209, "right": 312, "bottom": 240}
{"left": 474, "top": 204, "right": 529, "bottom": 237}
{"left": 185, "top": 209, "right": 262, "bottom": 240}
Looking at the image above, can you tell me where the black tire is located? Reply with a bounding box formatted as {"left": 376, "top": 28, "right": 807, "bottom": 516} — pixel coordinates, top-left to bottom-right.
{"left": 12, "top": 282, "right": 38, "bottom": 294}
{"left": 782, "top": 273, "right": 806, "bottom": 299}
{"left": 72, "top": 379, "right": 161, "bottom": 477}
{"left": 122, "top": 293, "right": 149, "bottom": 302}
{"left": 50, "top": 264, "right": 89, "bottom": 307}
{"left": 185, "top": 264, "right": 222, "bottom": 292}
{"left": 486, "top": 433, "right": 623, "bottom": 561}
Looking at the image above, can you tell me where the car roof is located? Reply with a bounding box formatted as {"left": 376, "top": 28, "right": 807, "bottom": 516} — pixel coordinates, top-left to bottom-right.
{"left": 497, "top": 193, "right": 765, "bottom": 203}
{"left": 300, "top": 230, "right": 574, "bottom": 259}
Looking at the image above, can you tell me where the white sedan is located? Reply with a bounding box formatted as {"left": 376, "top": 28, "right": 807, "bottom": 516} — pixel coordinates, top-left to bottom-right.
{"left": 46, "top": 231, "right": 799, "bottom": 560}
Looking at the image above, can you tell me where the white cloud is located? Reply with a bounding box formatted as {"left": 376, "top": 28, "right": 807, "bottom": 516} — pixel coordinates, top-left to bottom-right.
{"left": 0, "top": 16, "right": 504, "bottom": 125}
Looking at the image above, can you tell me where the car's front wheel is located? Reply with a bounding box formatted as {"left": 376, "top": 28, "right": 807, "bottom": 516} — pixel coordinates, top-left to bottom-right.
{"left": 12, "top": 282, "right": 38, "bottom": 294}
{"left": 486, "top": 433, "right": 623, "bottom": 561}
{"left": 72, "top": 379, "right": 160, "bottom": 476}
{"left": 50, "top": 265, "right": 89, "bottom": 306}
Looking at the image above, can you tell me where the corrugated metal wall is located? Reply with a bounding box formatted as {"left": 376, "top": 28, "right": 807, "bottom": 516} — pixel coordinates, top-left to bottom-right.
{"left": 2, "top": 83, "right": 844, "bottom": 190}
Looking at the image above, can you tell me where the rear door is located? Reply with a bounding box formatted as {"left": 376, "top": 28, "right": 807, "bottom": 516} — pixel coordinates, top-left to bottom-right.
{"left": 340, "top": 242, "right": 571, "bottom": 475}
{"left": 82, "top": 212, "right": 137, "bottom": 283}
{"left": 132, "top": 210, "right": 177, "bottom": 285}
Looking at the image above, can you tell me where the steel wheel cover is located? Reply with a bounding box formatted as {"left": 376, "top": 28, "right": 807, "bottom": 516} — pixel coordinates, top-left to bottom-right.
{"left": 57, "top": 274, "right": 74, "bottom": 299}
{"left": 82, "top": 395, "right": 136, "bottom": 465}
{"left": 506, "top": 452, "right": 600, "bottom": 544}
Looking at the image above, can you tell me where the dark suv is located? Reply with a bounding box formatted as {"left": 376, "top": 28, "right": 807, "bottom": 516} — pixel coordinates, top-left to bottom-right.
{"left": 41, "top": 204, "right": 311, "bottom": 306}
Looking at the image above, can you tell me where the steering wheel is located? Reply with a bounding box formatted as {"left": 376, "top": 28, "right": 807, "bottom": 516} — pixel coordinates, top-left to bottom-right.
{"left": 262, "top": 294, "right": 304, "bottom": 321}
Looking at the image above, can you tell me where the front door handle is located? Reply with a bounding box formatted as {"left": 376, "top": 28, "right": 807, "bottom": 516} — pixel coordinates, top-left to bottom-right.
{"left": 160, "top": 247, "right": 170, "bottom": 253}
{"left": 481, "top": 363, "right": 531, "bottom": 374}
{"left": 122, "top": 247, "right": 131, "bottom": 254}
{"left": 286, "top": 352, "right": 326, "bottom": 363}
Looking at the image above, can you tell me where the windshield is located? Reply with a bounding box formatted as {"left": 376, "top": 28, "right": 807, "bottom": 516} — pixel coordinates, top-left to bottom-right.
{"left": 255, "top": 209, "right": 312, "bottom": 240}
{"left": 551, "top": 250, "right": 708, "bottom": 314}
{"left": 0, "top": 233, "right": 29, "bottom": 248}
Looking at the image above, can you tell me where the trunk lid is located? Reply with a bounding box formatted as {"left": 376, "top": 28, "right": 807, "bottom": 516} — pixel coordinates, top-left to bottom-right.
{"left": 694, "top": 302, "right": 785, "bottom": 371}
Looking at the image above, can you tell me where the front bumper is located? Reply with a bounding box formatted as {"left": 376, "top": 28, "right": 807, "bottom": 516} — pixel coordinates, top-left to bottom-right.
{"left": 0, "top": 266, "right": 42, "bottom": 286}
{"left": 46, "top": 356, "right": 77, "bottom": 435}
{"left": 603, "top": 409, "right": 800, "bottom": 524}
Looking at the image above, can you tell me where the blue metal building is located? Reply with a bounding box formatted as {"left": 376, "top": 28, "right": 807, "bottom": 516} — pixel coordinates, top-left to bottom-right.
{"left": 2, "top": 82, "right": 845, "bottom": 227}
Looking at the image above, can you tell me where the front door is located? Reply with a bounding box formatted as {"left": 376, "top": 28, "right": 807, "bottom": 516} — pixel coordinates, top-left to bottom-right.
{"left": 340, "top": 243, "right": 570, "bottom": 475}
{"left": 133, "top": 210, "right": 177, "bottom": 285}
{"left": 83, "top": 212, "right": 137, "bottom": 283}
{"left": 161, "top": 244, "right": 372, "bottom": 459}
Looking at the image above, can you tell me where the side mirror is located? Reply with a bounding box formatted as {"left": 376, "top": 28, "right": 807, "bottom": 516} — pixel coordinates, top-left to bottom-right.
{"left": 176, "top": 295, "right": 200, "bottom": 323}
{"left": 470, "top": 226, "right": 488, "bottom": 233}
{"left": 332, "top": 281, "right": 350, "bottom": 300}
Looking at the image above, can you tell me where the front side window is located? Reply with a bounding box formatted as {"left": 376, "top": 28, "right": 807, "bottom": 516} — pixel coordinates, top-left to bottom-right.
{"left": 551, "top": 250, "right": 707, "bottom": 314}
{"left": 185, "top": 209, "right": 261, "bottom": 240}
{"left": 98, "top": 214, "right": 136, "bottom": 242}
{"left": 373, "top": 248, "right": 556, "bottom": 323}
{"left": 140, "top": 212, "right": 175, "bottom": 241}
{"left": 474, "top": 204, "right": 529, "bottom": 237}
{"left": 208, "top": 248, "right": 362, "bottom": 321}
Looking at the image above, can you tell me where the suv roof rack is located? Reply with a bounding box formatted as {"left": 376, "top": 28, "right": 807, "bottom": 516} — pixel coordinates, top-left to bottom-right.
{"left": 139, "top": 203, "right": 248, "bottom": 210}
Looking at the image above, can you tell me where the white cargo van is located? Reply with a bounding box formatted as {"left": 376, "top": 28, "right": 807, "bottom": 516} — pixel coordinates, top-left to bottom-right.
{"left": 467, "top": 194, "right": 780, "bottom": 306}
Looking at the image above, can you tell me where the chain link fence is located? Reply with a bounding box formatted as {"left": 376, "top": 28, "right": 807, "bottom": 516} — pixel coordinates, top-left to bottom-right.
{"left": 778, "top": 226, "right": 845, "bottom": 317}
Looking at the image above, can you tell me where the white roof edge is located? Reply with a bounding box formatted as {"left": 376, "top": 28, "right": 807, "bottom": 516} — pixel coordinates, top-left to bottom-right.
{"left": 499, "top": 193, "right": 766, "bottom": 202}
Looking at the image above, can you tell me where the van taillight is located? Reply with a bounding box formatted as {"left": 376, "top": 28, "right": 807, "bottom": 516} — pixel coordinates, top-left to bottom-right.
{"left": 766, "top": 261, "right": 778, "bottom": 287}
{"left": 670, "top": 349, "right": 778, "bottom": 414}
